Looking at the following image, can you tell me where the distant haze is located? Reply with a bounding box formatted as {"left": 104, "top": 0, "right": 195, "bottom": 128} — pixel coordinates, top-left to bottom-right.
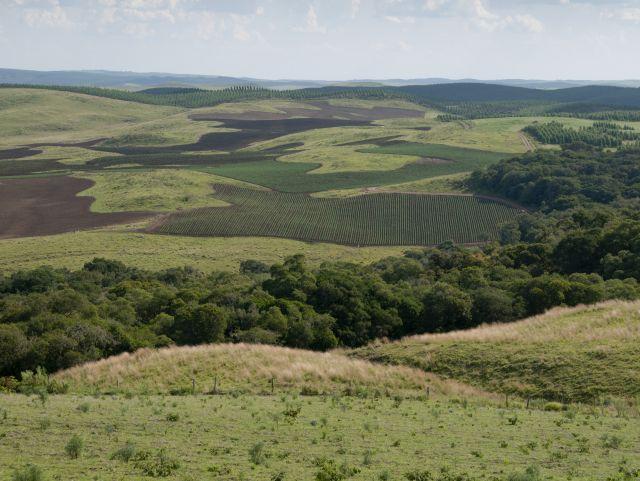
{"left": 1, "top": 0, "right": 640, "bottom": 80}
{"left": 2, "top": 68, "right": 640, "bottom": 90}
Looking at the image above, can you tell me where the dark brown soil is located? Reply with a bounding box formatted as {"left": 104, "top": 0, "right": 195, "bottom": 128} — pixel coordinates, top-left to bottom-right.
{"left": 189, "top": 100, "right": 425, "bottom": 122}
{"left": 0, "top": 176, "right": 152, "bottom": 239}
{"left": 100, "top": 117, "right": 373, "bottom": 155}
{"left": 0, "top": 147, "right": 43, "bottom": 160}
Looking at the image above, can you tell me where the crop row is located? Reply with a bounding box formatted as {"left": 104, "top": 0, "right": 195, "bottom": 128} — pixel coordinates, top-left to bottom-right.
{"left": 153, "top": 185, "right": 523, "bottom": 246}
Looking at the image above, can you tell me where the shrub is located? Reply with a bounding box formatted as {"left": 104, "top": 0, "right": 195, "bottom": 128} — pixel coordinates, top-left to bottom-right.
{"left": 134, "top": 449, "right": 180, "bottom": 477}
{"left": 0, "top": 376, "right": 19, "bottom": 393}
{"left": 76, "top": 402, "right": 90, "bottom": 413}
{"left": 249, "top": 442, "right": 267, "bottom": 465}
{"left": 314, "top": 458, "right": 360, "bottom": 481}
{"left": 165, "top": 413, "right": 179, "bottom": 422}
{"left": 110, "top": 441, "right": 136, "bottom": 462}
{"left": 65, "top": 435, "right": 83, "bottom": 459}
{"left": 19, "top": 368, "right": 67, "bottom": 395}
{"left": 507, "top": 466, "right": 541, "bottom": 481}
{"left": 11, "top": 465, "right": 44, "bottom": 481}
{"left": 543, "top": 402, "right": 564, "bottom": 412}
{"left": 405, "top": 471, "right": 432, "bottom": 481}
{"left": 601, "top": 434, "right": 623, "bottom": 449}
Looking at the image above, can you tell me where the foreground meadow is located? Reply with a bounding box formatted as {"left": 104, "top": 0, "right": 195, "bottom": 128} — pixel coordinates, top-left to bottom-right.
{"left": 1, "top": 393, "right": 638, "bottom": 481}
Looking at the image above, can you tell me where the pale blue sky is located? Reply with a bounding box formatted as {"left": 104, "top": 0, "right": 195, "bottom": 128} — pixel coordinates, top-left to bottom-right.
{"left": 1, "top": 0, "right": 639, "bottom": 80}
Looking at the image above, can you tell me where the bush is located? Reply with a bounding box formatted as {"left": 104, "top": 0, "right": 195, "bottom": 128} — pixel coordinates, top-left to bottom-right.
{"left": 543, "top": 402, "right": 564, "bottom": 411}
{"left": 315, "top": 458, "right": 360, "bottom": 481}
{"left": 134, "top": 449, "right": 180, "bottom": 477}
{"left": 110, "top": 441, "right": 136, "bottom": 462}
{"left": 601, "top": 434, "right": 623, "bottom": 449}
{"left": 0, "top": 376, "right": 19, "bottom": 393}
{"left": 507, "top": 466, "right": 541, "bottom": 481}
{"left": 249, "top": 442, "right": 267, "bottom": 465}
{"left": 12, "top": 465, "right": 44, "bottom": 481}
{"left": 65, "top": 435, "right": 83, "bottom": 459}
{"left": 19, "top": 368, "right": 68, "bottom": 395}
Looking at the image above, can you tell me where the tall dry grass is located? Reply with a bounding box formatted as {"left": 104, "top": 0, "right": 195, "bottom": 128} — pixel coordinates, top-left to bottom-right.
{"left": 401, "top": 300, "right": 640, "bottom": 345}
{"left": 54, "top": 343, "right": 487, "bottom": 398}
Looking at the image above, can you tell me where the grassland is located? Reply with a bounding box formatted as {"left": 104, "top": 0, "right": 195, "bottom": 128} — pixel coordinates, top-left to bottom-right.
{"left": 312, "top": 173, "right": 470, "bottom": 198}
{"left": 352, "top": 301, "right": 640, "bottom": 402}
{"left": 0, "top": 88, "right": 181, "bottom": 147}
{"left": 0, "top": 228, "right": 408, "bottom": 272}
{"left": 75, "top": 170, "right": 262, "bottom": 213}
{"left": 54, "top": 344, "right": 455, "bottom": 397}
{"left": 3, "top": 391, "right": 638, "bottom": 481}
{"left": 3, "top": 341, "right": 639, "bottom": 480}
{"left": 152, "top": 184, "right": 523, "bottom": 246}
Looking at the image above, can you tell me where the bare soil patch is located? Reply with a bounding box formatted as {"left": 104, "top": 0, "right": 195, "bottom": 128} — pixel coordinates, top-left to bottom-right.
{"left": 0, "top": 176, "right": 151, "bottom": 239}
{"left": 0, "top": 147, "right": 43, "bottom": 160}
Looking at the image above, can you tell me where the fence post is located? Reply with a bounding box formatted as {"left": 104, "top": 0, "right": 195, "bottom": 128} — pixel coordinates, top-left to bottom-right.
{"left": 192, "top": 377, "right": 196, "bottom": 395}
{"left": 426, "top": 386, "right": 430, "bottom": 400}
{"left": 213, "top": 376, "right": 218, "bottom": 395}
{"left": 271, "top": 377, "right": 275, "bottom": 394}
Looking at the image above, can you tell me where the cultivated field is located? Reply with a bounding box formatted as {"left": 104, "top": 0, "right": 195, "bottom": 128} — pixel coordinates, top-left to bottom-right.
{"left": 0, "top": 176, "right": 150, "bottom": 239}
{"left": 0, "top": 87, "right": 618, "bottom": 268}
{"left": 151, "top": 184, "right": 523, "bottom": 245}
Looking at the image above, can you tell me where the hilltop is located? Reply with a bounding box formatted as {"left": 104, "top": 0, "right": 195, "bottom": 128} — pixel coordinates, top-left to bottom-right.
{"left": 53, "top": 343, "right": 482, "bottom": 398}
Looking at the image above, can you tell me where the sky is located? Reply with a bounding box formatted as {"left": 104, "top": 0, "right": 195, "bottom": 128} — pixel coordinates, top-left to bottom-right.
{"left": 1, "top": 0, "right": 639, "bottom": 80}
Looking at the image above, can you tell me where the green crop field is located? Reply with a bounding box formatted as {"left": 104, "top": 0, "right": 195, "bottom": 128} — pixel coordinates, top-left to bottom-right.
{"left": 152, "top": 184, "right": 523, "bottom": 245}
{"left": 202, "top": 154, "right": 502, "bottom": 193}
{"left": 360, "top": 142, "right": 512, "bottom": 164}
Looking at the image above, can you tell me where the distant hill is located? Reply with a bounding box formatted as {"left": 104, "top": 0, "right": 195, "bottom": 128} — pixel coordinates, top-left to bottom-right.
{"left": 0, "top": 68, "right": 326, "bottom": 90}
{"left": 398, "top": 83, "right": 640, "bottom": 108}
{"left": 351, "top": 301, "right": 640, "bottom": 402}
{"left": 2, "top": 68, "right": 639, "bottom": 90}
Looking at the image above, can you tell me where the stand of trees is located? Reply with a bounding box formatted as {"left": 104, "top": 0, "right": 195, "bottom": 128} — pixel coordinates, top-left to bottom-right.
{"left": 523, "top": 121, "right": 640, "bottom": 148}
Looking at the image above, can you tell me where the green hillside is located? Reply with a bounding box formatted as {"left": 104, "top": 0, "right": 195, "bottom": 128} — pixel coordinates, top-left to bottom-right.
{"left": 352, "top": 301, "right": 640, "bottom": 402}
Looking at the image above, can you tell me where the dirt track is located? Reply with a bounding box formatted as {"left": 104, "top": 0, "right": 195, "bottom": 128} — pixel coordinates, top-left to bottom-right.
{"left": 0, "top": 176, "right": 151, "bottom": 239}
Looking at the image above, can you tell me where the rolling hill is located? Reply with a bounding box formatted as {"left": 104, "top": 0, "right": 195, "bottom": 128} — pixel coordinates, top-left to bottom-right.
{"left": 53, "top": 343, "right": 482, "bottom": 398}
{"left": 351, "top": 301, "right": 640, "bottom": 402}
